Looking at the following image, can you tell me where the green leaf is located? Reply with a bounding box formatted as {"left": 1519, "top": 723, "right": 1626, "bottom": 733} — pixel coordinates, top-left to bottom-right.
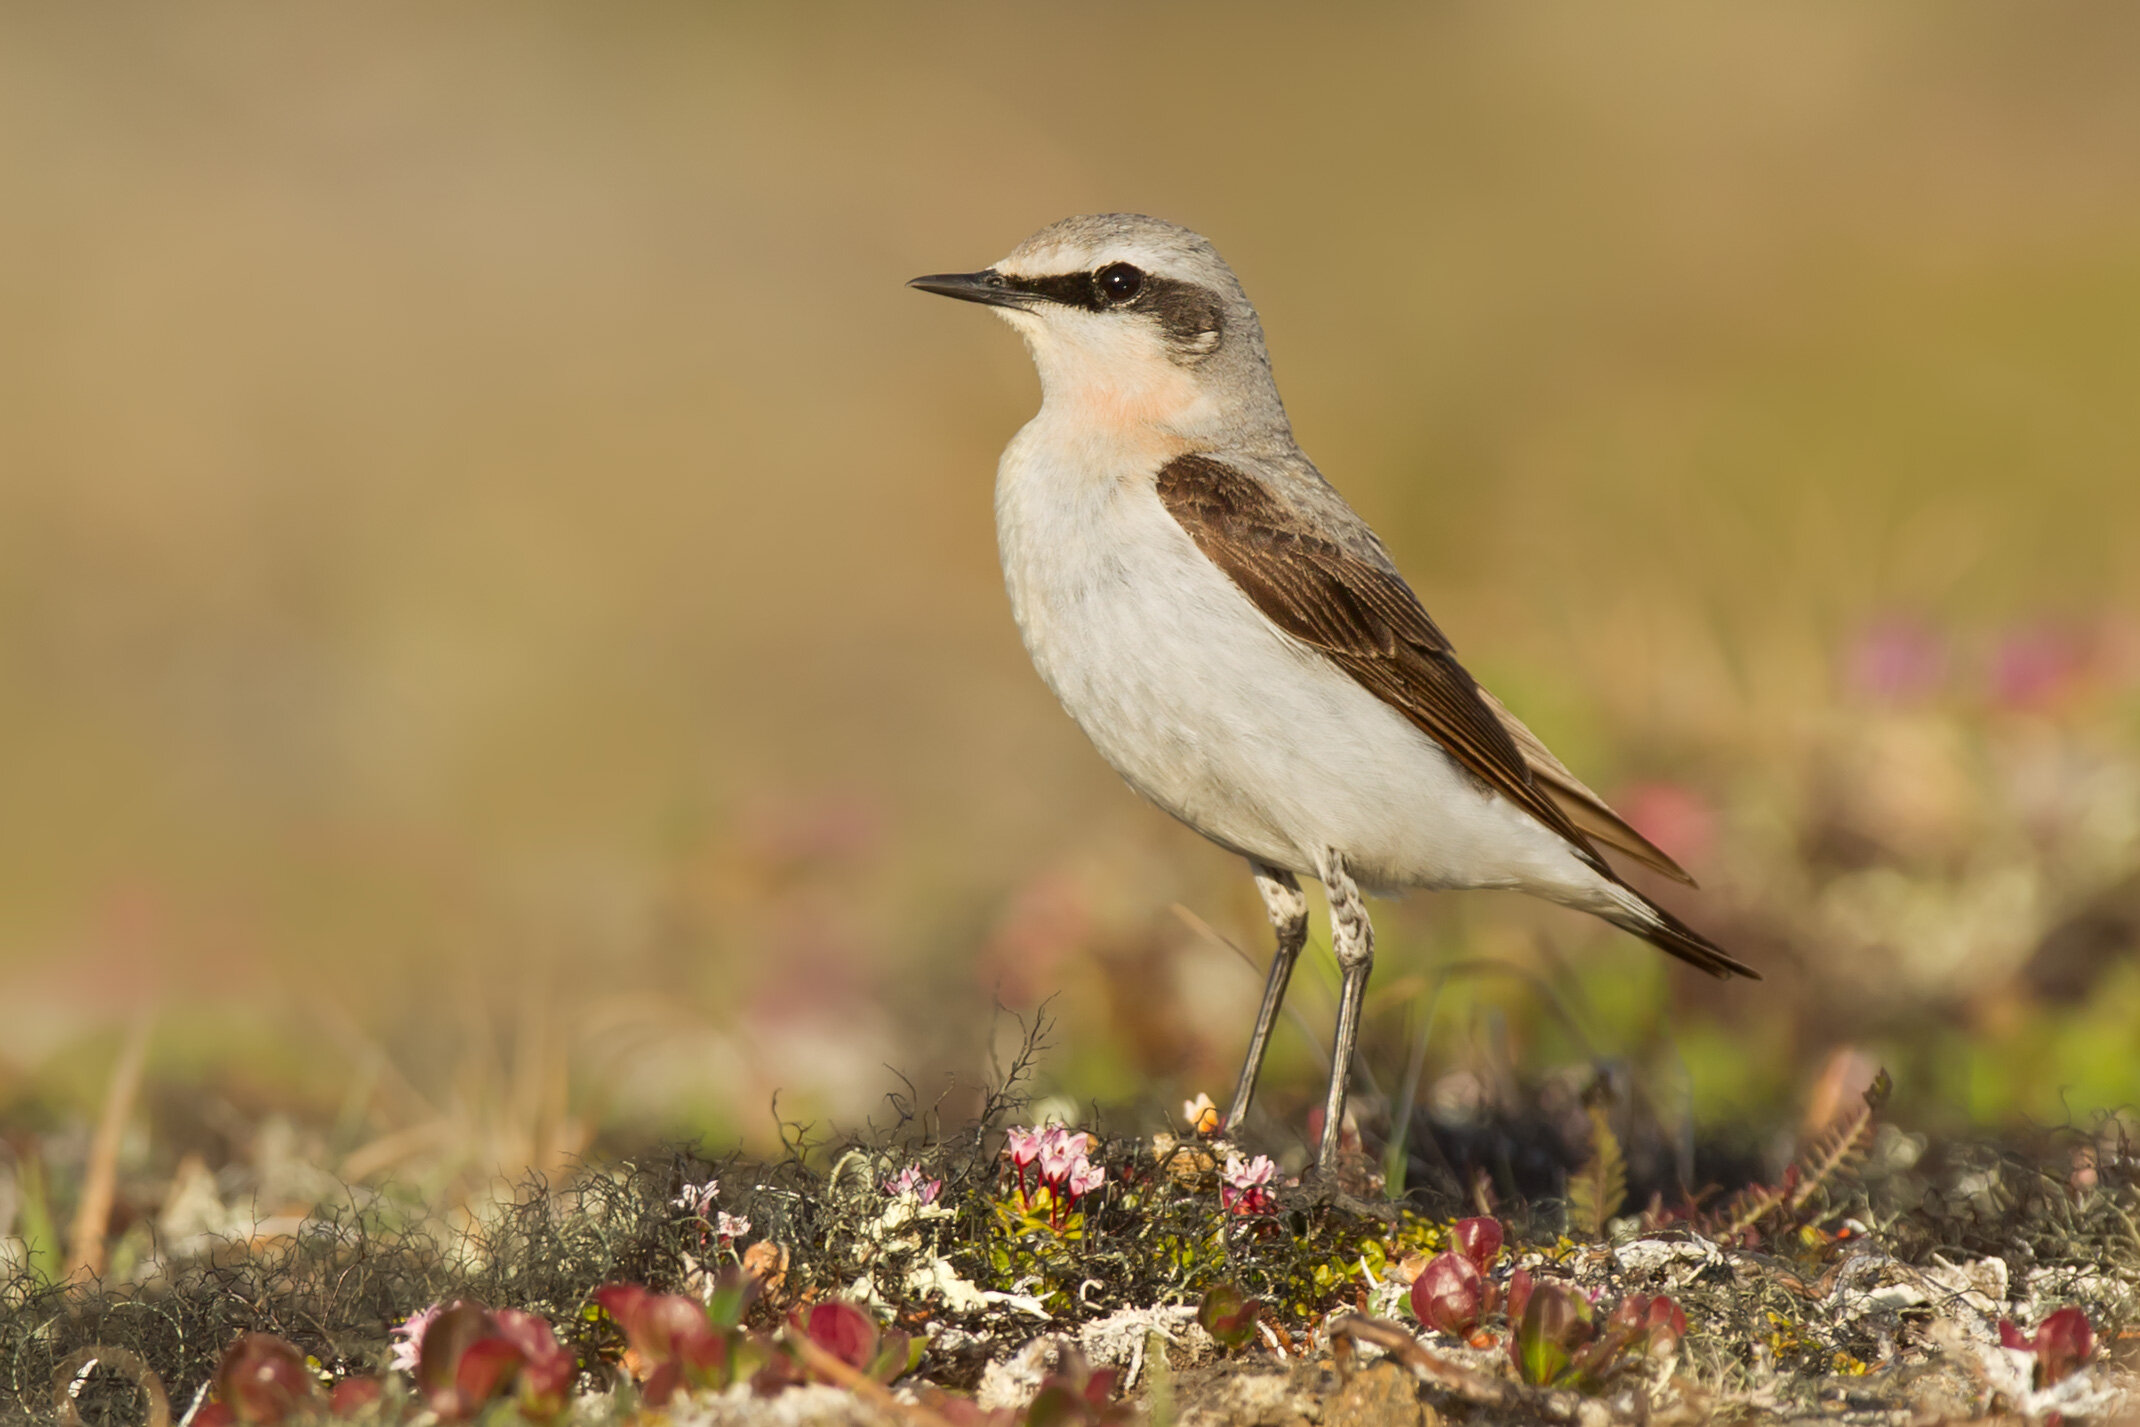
{"left": 1566, "top": 1104, "right": 1626, "bottom": 1241}
{"left": 1514, "top": 1282, "right": 1594, "bottom": 1387}
{"left": 1196, "top": 1284, "right": 1261, "bottom": 1350}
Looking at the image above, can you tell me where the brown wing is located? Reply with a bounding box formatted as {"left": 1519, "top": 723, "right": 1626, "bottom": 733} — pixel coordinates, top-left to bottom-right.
{"left": 1477, "top": 689, "right": 1698, "bottom": 886}
{"left": 1156, "top": 453, "right": 1603, "bottom": 866}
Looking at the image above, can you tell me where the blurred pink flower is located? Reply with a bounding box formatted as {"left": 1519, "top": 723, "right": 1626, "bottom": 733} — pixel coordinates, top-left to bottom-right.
{"left": 1990, "top": 622, "right": 2083, "bottom": 711}
{"left": 388, "top": 1303, "right": 439, "bottom": 1374}
{"left": 1616, "top": 782, "right": 1717, "bottom": 871}
{"left": 1847, "top": 616, "right": 1946, "bottom": 704}
{"left": 884, "top": 1164, "right": 943, "bottom": 1205}
{"left": 1220, "top": 1153, "right": 1277, "bottom": 1215}
{"left": 1305, "top": 1105, "right": 1363, "bottom": 1159}
{"left": 2099, "top": 615, "right": 2140, "bottom": 690}
{"left": 738, "top": 790, "right": 885, "bottom": 869}
{"left": 980, "top": 871, "right": 1093, "bottom": 1004}
{"left": 714, "top": 1211, "right": 751, "bottom": 1243}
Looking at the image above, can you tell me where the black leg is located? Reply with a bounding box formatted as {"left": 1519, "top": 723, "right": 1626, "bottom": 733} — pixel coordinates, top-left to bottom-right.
{"left": 1222, "top": 862, "right": 1308, "bottom": 1135}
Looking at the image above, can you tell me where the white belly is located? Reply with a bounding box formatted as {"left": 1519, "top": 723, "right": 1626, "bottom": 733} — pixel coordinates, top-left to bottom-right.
{"left": 994, "top": 434, "right": 1601, "bottom": 899}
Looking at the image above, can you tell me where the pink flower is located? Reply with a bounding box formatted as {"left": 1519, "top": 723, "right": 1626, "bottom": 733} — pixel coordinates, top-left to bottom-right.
{"left": 715, "top": 1211, "right": 751, "bottom": 1243}
{"left": 1005, "top": 1127, "right": 1043, "bottom": 1169}
{"left": 1221, "top": 1154, "right": 1277, "bottom": 1215}
{"left": 884, "top": 1164, "right": 943, "bottom": 1205}
{"left": 388, "top": 1303, "right": 439, "bottom": 1374}
{"left": 1616, "top": 782, "right": 1717, "bottom": 872}
{"left": 1006, "top": 1122, "right": 1103, "bottom": 1225}
{"left": 1038, "top": 1126, "right": 1081, "bottom": 1186}
{"left": 1067, "top": 1160, "right": 1105, "bottom": 1200}
{"left": 1991, "top": 622, "right": 2083, "bottom": 710}
{"left": 1848, "top": 616, "right": 1946, "bottom": 704}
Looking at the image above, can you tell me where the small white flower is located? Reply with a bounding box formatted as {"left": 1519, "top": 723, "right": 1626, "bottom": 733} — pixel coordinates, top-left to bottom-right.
{"left": 673, "top": 1178, "right": 720, "bottom": 1220}
{"left": 715, "top": 1211, "right": 751, "bottom": 1241}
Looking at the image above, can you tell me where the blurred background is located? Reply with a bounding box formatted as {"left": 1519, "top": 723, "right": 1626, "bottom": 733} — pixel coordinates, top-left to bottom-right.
{"left": 2, "top": 3, "right": 2138, "bottom": 1230}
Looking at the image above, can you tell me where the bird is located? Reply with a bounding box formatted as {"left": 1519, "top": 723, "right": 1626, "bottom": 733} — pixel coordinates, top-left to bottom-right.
{"left": 910, "top": 214, "right": 1758, "bottom": 1176}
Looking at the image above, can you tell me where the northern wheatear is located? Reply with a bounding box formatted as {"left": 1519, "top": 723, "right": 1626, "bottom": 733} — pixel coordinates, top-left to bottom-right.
{"left": 912, "top": 214, "right": 1757, "bottom": 1176}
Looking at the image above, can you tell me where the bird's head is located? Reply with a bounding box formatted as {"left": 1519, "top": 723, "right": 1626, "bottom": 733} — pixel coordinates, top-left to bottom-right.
{"left": 910, "top": 214, "right": 1288, "bottom": 444}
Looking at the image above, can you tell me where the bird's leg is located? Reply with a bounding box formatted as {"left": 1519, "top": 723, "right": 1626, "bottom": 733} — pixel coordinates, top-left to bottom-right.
{"left": 1316, "top": 850, "right": 1374, "bottom": 1176}
{"left": 1221, "top": 862, "right": 1309, "bottom": 1136}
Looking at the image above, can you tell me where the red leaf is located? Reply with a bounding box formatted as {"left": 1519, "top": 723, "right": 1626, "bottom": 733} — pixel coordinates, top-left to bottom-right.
{"left": 452, "top": 1338, "right": 526, "bottom": 1418}
{"left": 607, "top": 1290, "right": 724, "bottom": 1370}
{"left": 642, "top": 1362, "right": 684, "bottom": 1407}
{"left": 415, "top": 1303, "right": 498, "bottom": 1415}
{"left": 1646, "top": 1296, "right": 1688, "bottom": 1357}
{"left": 802, "top": 1300, "right": 881, "bottom": 1371}
{"left": 1196, "top": 1283, "right": 1261, "bottom": 1349}
{"left": 490, "top": 1309, "right": 574, "bottom": 1416}
{"left": 2033, "top": 1307, "right": 2095, "bottom": 1387}
{"left": 215, "top": 1334, "right": 317, "bottom": 1425}
{"left": 1607, "top": 1293, "right": 1649, "bottom": 1331}
{"left": 916, "top": 1387, "right": 1022, "bottom": 1427}
{"left": 1999, "top": 1319, "right": 2032, "bottom": 1352}
{"left": 1607, "top": 1293, "right": 1687, "bottom": 1360}
{"left": 591, "top": 1284, "right": 649, "bottom": 1331}
{"left": 328, "top": 1377, "right": 384, "bottom": 1414}
{"left": 592, "top": 1287, "right": 730, "bottom": 1402}
{"left": 1505, "top": 1268, "right": 1534, "bottom": 1328}
{"left": 750, "top": 1353, "right": 805, "bottom": 1398}
{"left": 1410, "top": 1252, "right": 1484, "bottom": 1336}
{"left": 1081, "top": 1365, "right": 1120, "bottom": 1408}
{"left": 1453, "top": 1217, "right": 1504, "bottom": 1274}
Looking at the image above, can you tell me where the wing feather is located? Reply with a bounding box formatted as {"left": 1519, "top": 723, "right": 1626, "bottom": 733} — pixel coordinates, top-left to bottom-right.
{"left": 1474, "top": 689, "right": 1699, "bottom": 886}
{"left": 1156, "top": 453, "right": 1752, "bottom": 980}
{"left": 1156, "top": 453, "right": 1600, "bottom": 865}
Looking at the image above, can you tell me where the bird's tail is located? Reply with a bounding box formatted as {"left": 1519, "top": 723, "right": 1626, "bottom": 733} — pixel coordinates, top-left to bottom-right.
{"left": 1601, "top": 887, "right": 1761, "bottom": 980}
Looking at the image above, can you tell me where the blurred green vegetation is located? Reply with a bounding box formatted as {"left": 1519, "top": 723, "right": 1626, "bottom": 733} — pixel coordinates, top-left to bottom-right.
{"left": 0, "top": 3, "right": 2136, "bottom": 1210}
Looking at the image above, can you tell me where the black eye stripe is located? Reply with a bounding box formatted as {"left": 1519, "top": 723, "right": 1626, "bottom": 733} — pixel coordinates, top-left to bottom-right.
{"left": 995, "top": 268, "right": 1228, "bottom": 362}
{"left": 997, "top": 271, "right": 1107, "bottom": 310}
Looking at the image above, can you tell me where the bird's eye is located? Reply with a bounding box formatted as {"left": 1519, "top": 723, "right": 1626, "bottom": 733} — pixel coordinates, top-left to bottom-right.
{"left": 1094, "top": 263, "right": 1145, "bottom": 305}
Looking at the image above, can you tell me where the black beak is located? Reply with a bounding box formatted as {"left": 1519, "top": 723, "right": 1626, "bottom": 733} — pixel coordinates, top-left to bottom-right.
{"left": 907, "top": 269, "right": 1031, "bottom": 310}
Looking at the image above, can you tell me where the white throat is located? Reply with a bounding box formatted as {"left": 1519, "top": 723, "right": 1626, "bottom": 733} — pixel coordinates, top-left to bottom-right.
{"left": 994, "top": 307, "right": 1223, "bottom": 452}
